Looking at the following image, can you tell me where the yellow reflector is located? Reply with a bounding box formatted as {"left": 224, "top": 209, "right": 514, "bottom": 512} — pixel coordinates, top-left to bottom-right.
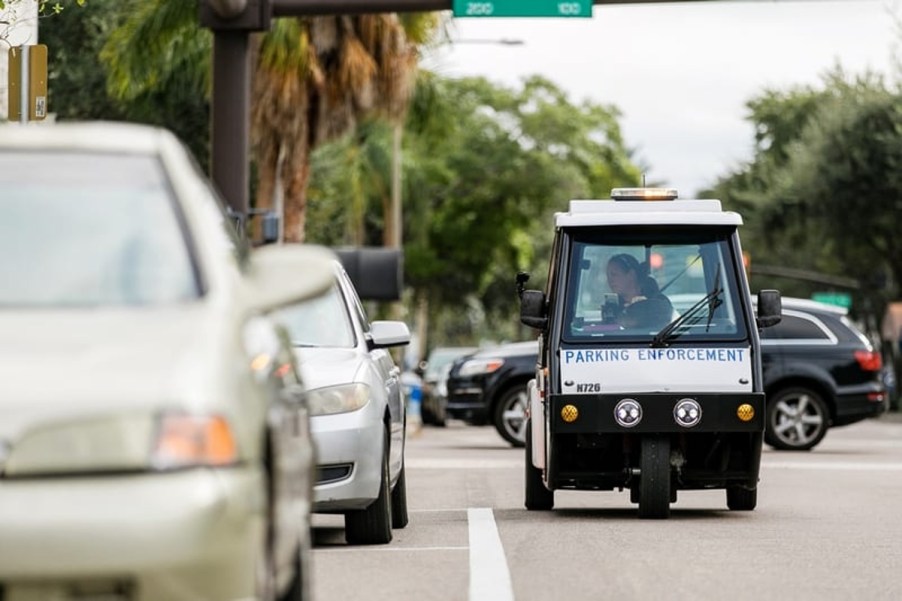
{"left": 737, "top": 404, "right": 755, "bottom": 422}
{"left": 561, "top": 404, "right": 579, "bottom": 423}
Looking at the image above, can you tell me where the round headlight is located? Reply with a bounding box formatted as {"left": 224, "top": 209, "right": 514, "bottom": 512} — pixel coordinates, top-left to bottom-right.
{"left": 614, "top": 398, "right": 642, "bottom": 428}
{"left": 673, "top": 398, "right": 702, "bottom": 428}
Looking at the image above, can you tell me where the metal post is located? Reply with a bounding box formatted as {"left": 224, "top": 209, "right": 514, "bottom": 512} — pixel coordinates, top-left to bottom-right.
{"left": 211, "top": 30, "right": 251, "bottom": 217}
{"left": 19, "top": 44, "right": 29, "bottom": 124}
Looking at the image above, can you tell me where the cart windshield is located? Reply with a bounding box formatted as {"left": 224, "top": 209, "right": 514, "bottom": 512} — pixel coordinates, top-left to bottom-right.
{"left": 562, "top": 228, "right": 750, "bottom": 344}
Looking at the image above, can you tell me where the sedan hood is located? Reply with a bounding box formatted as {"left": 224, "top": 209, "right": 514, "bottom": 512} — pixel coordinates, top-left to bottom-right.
{"left": 293, "top": 347, "right": 365, "bottom": 391}
{"left": 0, "top": 307, "right": 231, "bottom": 440}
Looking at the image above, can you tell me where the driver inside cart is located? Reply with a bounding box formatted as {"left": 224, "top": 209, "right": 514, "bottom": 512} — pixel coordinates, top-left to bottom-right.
{"left": 604, "top": 253, "right": 673, "bottom": 329}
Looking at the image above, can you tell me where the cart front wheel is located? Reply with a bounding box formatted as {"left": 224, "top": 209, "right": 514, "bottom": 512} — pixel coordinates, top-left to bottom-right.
{"left": 638, "top": 435, "right": 671, "bottom": 519}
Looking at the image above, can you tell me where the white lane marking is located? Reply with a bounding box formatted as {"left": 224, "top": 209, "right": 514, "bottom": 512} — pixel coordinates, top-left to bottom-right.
{"left": 468, "top": 508, "right": 515, "bottom": 601}
{"left": 763, "top": 461, "right": 902, "bottom": 471}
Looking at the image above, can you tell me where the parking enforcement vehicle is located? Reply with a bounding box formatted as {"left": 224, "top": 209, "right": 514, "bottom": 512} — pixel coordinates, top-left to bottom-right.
{"left": 518, "top": 188, "right": 782, "bottom": 518}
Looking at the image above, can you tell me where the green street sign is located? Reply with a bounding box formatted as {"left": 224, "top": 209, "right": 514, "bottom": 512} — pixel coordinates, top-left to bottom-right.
{"left": 811, "top": 291, "right": 852, "bottom": 309}
{"left": 453, "top": 0, "right": 592, "bottom": 18}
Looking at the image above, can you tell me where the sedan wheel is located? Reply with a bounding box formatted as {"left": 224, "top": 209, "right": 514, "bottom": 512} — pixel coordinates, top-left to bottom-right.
{"left": 390, "top": 462, "right": 409, "bottom": 529}
{"left": 766, "top": 387, "right": 829, "bottom": 451}
{"left": 494, "top": 385, "right": 528, "bottom": 447}
{"left": 344, "top": 427, "right": 393, "bottom": 545}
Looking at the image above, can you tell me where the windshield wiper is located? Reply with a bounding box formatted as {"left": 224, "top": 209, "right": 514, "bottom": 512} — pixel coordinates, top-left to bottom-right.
{"left": 651, "top": 267, "right": 724, "bottom": 348}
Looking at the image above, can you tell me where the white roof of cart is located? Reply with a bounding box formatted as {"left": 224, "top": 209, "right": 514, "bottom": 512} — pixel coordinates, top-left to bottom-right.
{"left": 555, "top": 188, "right": 743, "bottom": 228}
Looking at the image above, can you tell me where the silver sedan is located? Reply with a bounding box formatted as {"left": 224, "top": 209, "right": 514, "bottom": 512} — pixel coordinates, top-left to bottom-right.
{"left": 274, "top": 263, "right": 411, "bottom": 544}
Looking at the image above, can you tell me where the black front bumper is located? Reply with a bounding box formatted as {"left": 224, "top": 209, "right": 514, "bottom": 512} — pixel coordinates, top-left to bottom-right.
{"left": 550, "top": 392, "right": 765, "bottom": 434}
{"left": 544, "top": 393, "right": 765, "bottom": 492}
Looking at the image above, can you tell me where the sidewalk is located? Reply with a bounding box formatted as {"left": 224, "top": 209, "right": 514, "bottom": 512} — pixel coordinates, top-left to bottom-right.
{"left": 878, "top": 409, "right": 902, "bottom": 423}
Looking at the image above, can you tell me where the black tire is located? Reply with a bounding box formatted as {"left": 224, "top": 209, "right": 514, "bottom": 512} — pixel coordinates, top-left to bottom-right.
{"left": 345, "top": 428, "right": 393, "bottom": 545}
{"left": 434, "top": 397, "right": 447, "bottom": 427}
{"left": 524, "top": 420, "right": 554, "bottom": 510}
{"left": 765, "top": 386, "right": 829, "bottom": 451}
{"left": 421, "top": 402, "right": 436, "bottom": 425}
{"left": 638, "top": 435, "right": 671, "bottom": 519}
{"left": 494, "top": 385, "right": 529, "bottom": 447}
{"left": 390, "top": 462, "right": 409, "bottom": 529}
{"left": 726, "top": 486, "right": 757, "bottom": 511}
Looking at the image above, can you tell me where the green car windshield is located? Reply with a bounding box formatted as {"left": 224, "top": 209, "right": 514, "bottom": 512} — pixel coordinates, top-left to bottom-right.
{"left": 562, "top": 229, "right": 749, "bottom": 344}
{"left": 0, "top": 151, "right": 200, "bottom": 307}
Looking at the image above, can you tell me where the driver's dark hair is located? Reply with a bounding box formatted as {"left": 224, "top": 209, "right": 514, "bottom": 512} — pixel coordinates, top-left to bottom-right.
{"left": 609, "top": 253, "right": 661, "bottom": 298}
{"left": 607, "top": 253, "right": 642, "bottom": 277}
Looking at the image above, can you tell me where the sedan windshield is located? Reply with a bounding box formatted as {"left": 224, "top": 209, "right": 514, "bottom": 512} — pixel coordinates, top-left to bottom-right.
{"left": 0, "top": 151, "right": 199, "bottom": 307}
{"left": 275, "top": 284, "right": 355, "bottom": 348}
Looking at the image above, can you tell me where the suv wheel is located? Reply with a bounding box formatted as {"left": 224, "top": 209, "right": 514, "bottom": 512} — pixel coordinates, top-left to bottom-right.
{"left": 494, "top": 385, "right": 528, "bottom": 447}
{"left": 766, "top": 386, "right": 829, "bottom": 451}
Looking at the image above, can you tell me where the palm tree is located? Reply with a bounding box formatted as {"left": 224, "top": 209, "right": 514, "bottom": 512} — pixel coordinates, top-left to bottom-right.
{"left": 102, "top": 2, "right": 438, "bottom": 242}
{"left": 253, "top": 13, "right": 440, "bottom": 242}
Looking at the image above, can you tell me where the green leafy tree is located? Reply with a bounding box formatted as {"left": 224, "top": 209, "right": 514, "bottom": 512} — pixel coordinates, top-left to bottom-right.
{"left": 36, "top": 0, "right": 210, "bottom": 165}
{"left": 705, "top": 69, "right": 901, "bottom": 300}
{"left": 305, "top": 75, "right": 642, "bottom": 347}
{"left": 0, "top": 0, "right": 86, "bottom": 47}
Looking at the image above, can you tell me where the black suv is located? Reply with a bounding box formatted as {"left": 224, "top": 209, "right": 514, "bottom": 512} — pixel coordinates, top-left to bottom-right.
{"left": 759, "top": 297, "right": 886, "bottom": 450}
{"left": 444, "top": 341, "right": 538, "bottom": 445}
{"left": 447, "top": 298, "right": 886, "bottom": 450}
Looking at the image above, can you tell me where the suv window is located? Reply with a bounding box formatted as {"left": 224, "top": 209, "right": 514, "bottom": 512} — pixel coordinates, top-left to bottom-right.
{"left": 761, "top": 312, "right": 833, "bottom": 342}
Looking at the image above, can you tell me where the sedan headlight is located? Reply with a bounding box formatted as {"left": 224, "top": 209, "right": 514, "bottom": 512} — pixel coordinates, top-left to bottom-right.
{"left": 306, "top": 383, "right": 371, "bottom": 416}
{"left": 5, "top": 412, "right": 239, "bottom": 477}
{"left": 6, "top": 412, "right": 156, "bottom": 476}
{"left": 458, "top": 358, "right": 504, "bottom": 377}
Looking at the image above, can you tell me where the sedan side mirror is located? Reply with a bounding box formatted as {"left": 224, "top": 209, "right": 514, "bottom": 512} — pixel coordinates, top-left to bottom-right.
{"left": 368, "top": 320, "right": 411, "bottom": 349}
{"left": 756, "top": 289, "right": 782, "bottom": 329}
{"left": 520, "top": 289, "right": 548, "bottom": 330}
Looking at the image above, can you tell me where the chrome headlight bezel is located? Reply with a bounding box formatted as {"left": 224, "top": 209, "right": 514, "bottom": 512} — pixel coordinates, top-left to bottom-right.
{"left": 613, "top": 398, "right": 643, "bottom": 428}
{"left": 306, "top": 382, "right": 371, "bottom": 416}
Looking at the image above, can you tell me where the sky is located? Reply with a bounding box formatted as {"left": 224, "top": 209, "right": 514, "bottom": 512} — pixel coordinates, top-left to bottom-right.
{"left": 427, "top": 0, "right": 900, "bottom": 196}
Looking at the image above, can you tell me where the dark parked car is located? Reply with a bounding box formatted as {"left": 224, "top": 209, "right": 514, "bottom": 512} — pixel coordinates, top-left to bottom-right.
{"left": 419, "top": 346, "right": 477, "bottom": 426}
{"left": 758, "top": 296, "right": 886, "bottom": 450}
{"left": 444, "top": 341, "right": 538, "bottom": 445}
{"left": 448, "top": 298, "right": 886, "bottom": 451}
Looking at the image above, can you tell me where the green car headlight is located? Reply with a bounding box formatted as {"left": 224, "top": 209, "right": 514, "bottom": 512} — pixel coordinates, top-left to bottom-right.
{"left": 306, "top": 383, "right": 370, "bottom": 416}
{"left": 5, "top": 413, "right": 157, "bottom": 476}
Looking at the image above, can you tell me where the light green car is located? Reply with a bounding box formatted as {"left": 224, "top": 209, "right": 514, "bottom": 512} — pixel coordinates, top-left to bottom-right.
{"left": 0, "top": 122, "right": 334, "bottom": 601}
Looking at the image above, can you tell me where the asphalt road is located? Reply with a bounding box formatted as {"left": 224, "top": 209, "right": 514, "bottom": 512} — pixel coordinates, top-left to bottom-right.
{"left": 311, "top": 414, "right": 902, "bottom": 601}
